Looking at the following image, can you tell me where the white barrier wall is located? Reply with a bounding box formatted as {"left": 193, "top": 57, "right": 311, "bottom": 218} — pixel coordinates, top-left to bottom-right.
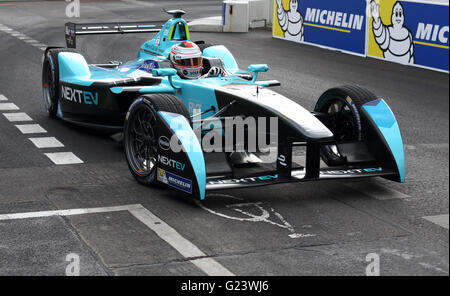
{"left": 222, "top": 0, "right": 250, "bottom": 32}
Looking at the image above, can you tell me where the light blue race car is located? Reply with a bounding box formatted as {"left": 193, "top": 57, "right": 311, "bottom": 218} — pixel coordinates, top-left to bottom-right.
{"left": 42, "top": 10, "right": 405, "bottom": 200}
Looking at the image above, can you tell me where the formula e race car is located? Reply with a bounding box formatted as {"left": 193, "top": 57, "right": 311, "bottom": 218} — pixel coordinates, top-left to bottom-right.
{"left": 42, "top": 10, "right": 405, "bottom": 200}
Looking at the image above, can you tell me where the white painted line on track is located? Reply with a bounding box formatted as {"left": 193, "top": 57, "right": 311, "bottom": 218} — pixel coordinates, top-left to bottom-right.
{"left": 0, "top": 204, "right": 234, "bottom": 276}
{"left": 32, "top": 43, "right": 47, "bottom": 48}
{"left": 0, "top": 25, "right": 46, "bottom": 51}
{"left": 0, "top": 94, "right": 7, "bottom": 101}
{"left": 3, "top": 112, "right": 33, "bottom": 122}
{"left": 0, "top": 103, "right": 19, "bottom": 110}
{"left": 190, "top": 258, "right": 234, "bottom": 276}
{"left": 15, "top": 124, "right": 47, "bottom": 134}
{"left": 121, "top": 0, "right": 156, "bottom": 7}
{"left": 129, "top": 206, "right": 234, "bottom": 276}
{"left": 129, "top": 207, "right": 209, "bottom": 258}
{"left": 24, "top": 39, "right": 39, "bottom": 44}
{"left": 29, "top": 137, "right": 64, "bottom": 148}
{"left": 44, "top": 152, "right": 84, "bottom": 165}
{"left": 0, "top": 205, "right": 138, "bottom": 221}
{"left": 423, "top": 214, "right": 449, "bottom": 229}
{"left": 344, "top": 181, "right": 410, "bottom": 200}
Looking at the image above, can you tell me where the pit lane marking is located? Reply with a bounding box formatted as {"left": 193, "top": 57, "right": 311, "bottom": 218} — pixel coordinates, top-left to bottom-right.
{"left": 15, "top": 124, "right": 47, "bottom": 134}
{"left": 0, "top": 103, "right": 20, "bottom": 111}
{"left": 0, "top": 204, "right": 234, "bottom": 276}
{"left": 0, "top": 94, "right": 83, "bottom": 165}
{"left": 44, "top": 152, "right": 84, "bottom": 165}
{"left": 0, "top": 24, "right": 47, "bottom": 51}
{"left": 3, "top": 112, "right": 33, "bottom": 122}
{"left": 29, "top": 137, "right": 64, "bottom": 148}
{"left": 423, "top": 214, "right": 449, "bottom": 229}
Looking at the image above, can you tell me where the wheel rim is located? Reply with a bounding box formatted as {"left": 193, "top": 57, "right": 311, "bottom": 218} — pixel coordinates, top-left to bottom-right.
{"left": 326, "top": 99, "right": 357, "bottom": 141}
{"left": 126, "top": 107, "right": 158, "bottom": 176}
{"left": 43, "top": 61, "right": 54, "bottom": 111}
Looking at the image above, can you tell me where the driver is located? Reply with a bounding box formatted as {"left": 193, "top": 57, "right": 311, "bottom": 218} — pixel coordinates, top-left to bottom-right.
{"left": 169, "top": 41, "right": 203, "bottom": 79}
{"left": 169, "top": 41, "right": 225, "bottom": 79}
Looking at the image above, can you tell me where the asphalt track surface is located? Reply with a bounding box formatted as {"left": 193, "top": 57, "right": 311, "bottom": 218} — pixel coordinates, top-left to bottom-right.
{"left": 0, "top": 0, "right": 448, "bottom": 276}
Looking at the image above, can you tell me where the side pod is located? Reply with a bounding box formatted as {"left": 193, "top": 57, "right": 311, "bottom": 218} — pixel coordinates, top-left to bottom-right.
{"left": 156, "top": 111, "right": 206, "bottom": 200}
{"left": 58, "top": 52, "right": 91, "bottom": 85}
{"left": 361, "top": 99, "right": 405, "bottom": 183}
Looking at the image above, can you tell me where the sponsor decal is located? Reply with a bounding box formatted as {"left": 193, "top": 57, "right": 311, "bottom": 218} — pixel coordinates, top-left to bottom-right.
{"left": 273, "top": 0, "right": 367, "bottom": 55}
{"left": 157, "top": 168, "right": 192, "bottom": 194}
{"left": 182, "top": 68, "right": 201, "bottom": 77}
{"left": 278, "top": 154, "right": 287, "bottom": 167}
{"left": 346, "top": 96, "right": 362, "bottom": 140}
{"left": 368, "top": 0, "right": 448, "bottom": 71}
{"left": 321, "top": 167, "right": 383, "bottom": 175}
{"left": 61, "top": 85, "right": 98, "bottom": 105}
{"left": 138, "top": 59, "right": 159, "bottom": 73}
{"left": 304, "top": 7, "right": 365, "bottom": 31}
{"left": 207, "top": 174, "right": 278, "bottom": 185}
{"left": 158, "top": 136, "right": 170, "bottom": 150}
{"left": 65, "top": 25, "right": 75, "bottom": 36}
{"left": 157, "top": 154, "right": 185, "bottom": 171}
{"left": 188, "top": 101, "right": 202, "bottom": 115}
{"left": 65, "top": 24, "right": 76, "bottom": 47}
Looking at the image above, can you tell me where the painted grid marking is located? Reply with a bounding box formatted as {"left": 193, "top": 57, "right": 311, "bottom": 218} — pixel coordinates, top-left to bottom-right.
{"left": 0, "top": 204, "right": 234, "bottom": 276}
{"left": 0, "top": 24, "right": 47, "bottom": 51}
{"left": 0, "top": 96, "right": 83, "bottom": 164}
{"left": 3, "top": 112, "right": 33, "bottom": 122}
{"left": 29, "top": 137, "right": 64, "bottom": 148}
{"left": 344, "top": 181, "right": 410, "bottom": 200}
{"left": 44, "top": 152, "right": 84, "bottom": 165}
{"left": 423, "top": 214, "right": 449, "bottom": 229}
{"left": 15, "top": 124, "right": 47, "bottom": 134}
{"left": 0, "top": 103, "right": 20, "bottom": 111}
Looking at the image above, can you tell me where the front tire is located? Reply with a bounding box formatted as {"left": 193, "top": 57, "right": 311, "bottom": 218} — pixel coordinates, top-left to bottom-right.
{"left": 315, "top": 85, "right": 377, "bottom": 166}
{"left": 124, "top": 94, "right": 190, "bottom": 186}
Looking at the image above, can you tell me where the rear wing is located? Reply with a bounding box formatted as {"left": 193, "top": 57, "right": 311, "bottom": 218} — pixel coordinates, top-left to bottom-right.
{"left": 65, "top": 21, "right": 164, "bottom": 48}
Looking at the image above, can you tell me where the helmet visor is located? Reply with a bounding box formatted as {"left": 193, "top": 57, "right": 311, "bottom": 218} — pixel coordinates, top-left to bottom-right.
{"left": 174, "top": 57, "right": 203, "bottom": 67}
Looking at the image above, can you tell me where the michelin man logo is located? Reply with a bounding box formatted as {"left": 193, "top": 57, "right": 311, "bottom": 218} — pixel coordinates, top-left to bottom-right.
{"left": 276, "top": 0, "right": 304, "bottom": 42}
{"left": 371, "top": 0, "right": 414, "bottom": 64}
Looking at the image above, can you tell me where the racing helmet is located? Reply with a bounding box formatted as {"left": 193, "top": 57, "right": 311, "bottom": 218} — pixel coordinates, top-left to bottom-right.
{"left": 169, "top": 41, "right": 203, "bottom": 79}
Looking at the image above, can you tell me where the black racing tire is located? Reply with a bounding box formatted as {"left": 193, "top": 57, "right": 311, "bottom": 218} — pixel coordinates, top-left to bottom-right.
{"left": 124, "top": 94, "right": 190, "bottom": 186}
{"left": 314, "top": 85, "right": 377, "bottom": 166}
{"left": 42, "top": 48, "right": 79, "bottom": 118}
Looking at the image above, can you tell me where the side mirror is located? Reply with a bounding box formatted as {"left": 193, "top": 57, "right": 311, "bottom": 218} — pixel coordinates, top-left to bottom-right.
{"left": 152, "top": 68, "right": 180, "bottom": 90}
{"left": 248, "top": 64, "right": 269, "bottom": 73}
{"left": 247, "top": 64, "right": 269, "bottom": 82}
{"left": 152, "top": 68, "right": 177, "bottom": 77}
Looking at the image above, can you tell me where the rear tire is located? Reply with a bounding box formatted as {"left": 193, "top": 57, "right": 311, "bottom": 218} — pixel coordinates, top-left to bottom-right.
{"left": 315, "top": 85, "right": 377, "bottom": 166}
{"left": 124, "top": 94, "right": 190, "bottom": 186}
{"left": 42, "top": 48, "right": 79, "bottom": 118}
